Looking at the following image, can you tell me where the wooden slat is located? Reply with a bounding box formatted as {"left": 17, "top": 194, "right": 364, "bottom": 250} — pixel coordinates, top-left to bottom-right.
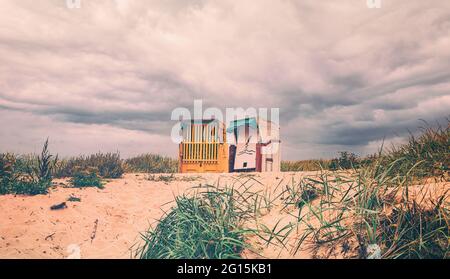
{"left": 180, "top": 122, "right": 223, "bottom": 164}
{"left": 181, "top": 142, "right": 220, "bottom": 163}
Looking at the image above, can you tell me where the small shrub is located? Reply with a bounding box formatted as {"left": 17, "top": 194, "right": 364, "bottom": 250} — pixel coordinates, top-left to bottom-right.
{"left": 135, "top": 186, "right": 249, "bottom": 259}
{"left": 125, "top": 154, "right": 178, "bottom": 173}
{"left": 381, "top": 120, "right": 449, "bottom": 180}
{"left": 12, "top": 154, "right": 37, "bottom": 174}
{"left": 70, "top": 168, "right": 103, "bottom": 189}
{"left": 0, "top": 139, "right": 56, "bottom": 196}
{"left": 0, "top": 153, "right": 16, "bottom": 195}
{"left": 330, "top": 151, "right": 360, "bottom": 170}
{"left": 55, "top": 152, "right": 124, "bottom": 179}
{"left": 9, "top": 179, "right": 51, "bottom": 196}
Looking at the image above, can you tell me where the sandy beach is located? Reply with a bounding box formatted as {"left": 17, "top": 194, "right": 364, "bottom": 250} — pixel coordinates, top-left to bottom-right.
{"left": 0, "top": 172, "right": 313, "bottom": 259}
{"left": 1, "top": 171, "right": 448, "bottom": 259}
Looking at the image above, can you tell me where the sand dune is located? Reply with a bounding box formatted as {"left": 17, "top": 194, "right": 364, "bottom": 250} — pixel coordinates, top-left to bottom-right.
{"left": 0, "top": 172, "right": 447, "bottom": 259}
{"left": 0, "top": 172, "right": 301, "bottom": 259}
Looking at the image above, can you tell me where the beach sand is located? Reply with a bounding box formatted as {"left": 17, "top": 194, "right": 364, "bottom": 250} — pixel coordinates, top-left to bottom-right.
{"left": 0, "top": 172, "right": 447, "bottom": 259}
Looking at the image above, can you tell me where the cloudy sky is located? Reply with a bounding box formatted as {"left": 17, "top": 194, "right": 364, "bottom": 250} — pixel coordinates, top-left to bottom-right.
{"left": 0, "top": 0, "right": 449, "bottom": 160}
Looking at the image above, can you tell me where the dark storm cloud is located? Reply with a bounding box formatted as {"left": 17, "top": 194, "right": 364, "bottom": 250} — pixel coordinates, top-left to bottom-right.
{"left": 0, "top": 0, "right": 449, "bottom": 159}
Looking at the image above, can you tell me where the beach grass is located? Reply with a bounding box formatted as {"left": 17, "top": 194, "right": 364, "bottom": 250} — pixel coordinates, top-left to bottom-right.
{"left": 0, "top": 139, "right": 57, "bottom": 195}
{"left": 135, "top": 184, "right": 257, "bottom": 259}
{"left": 135, "top": 119, "right": 449, "bottom": 259}
{"left": 125, "top": 154, "right": 178, "bottom": 174}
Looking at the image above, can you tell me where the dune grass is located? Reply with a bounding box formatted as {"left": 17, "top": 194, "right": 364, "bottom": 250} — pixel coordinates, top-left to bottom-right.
{"left": 1, "top": 149, "right": 177, "bottom": 195}
{"left": 381, "top": 120, "right": 449, "bottom": 181}
{"left": 0, "top": 139, "right": 57, "bottom": 195}
{"left": 283, "top": 120, "right": 449, "bottom": 258}
{"left": 54, "top": 153, "right": 177, "bottom": 179}
{"left": 135, "top": 120, "right": 449, "bottom": 259}
{"left": 55, "top": 152, "right": 124, "bottom": 179}
{"left": 287, "top": 160, "right": 449, "bottom": 259}
{"left": 125, "top": 154, "right": 178, "bottom": 174}
{"left": 135, "top": 184, "right": 257, "bottom": 259}
{"left": 281, "top": 159, "right": 332, "bottom": 172}
{"left": 70, "top": 167, "right": 104, "bottom": 189}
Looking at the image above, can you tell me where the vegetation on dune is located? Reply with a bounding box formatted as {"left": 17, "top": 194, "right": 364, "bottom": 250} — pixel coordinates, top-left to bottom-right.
{"left": 135, "top": 184, "right": 257, "bottom": 259}
{"left": 67, "top": 195, "right": 81, "bottom": 202}
{"left": 1, "top": 149, "right": 178, "bottom": 195}
{"left": 281, "top": 159, "right": 332, "bottom": 172}
{"left": 70, "top": 167, "right": 104, "bottom": 189}
{"left": 136, "top": 119, "right": 449, "bottom": 259}
{"left": 55, "top": 152, "right": 124, "bottom": 179}
{"left": 1, "top": 119, "right": 448, "bottom": 258}
{"left": 329, "top": 151, "right": 361, "bottom": 170}
{"left": 287, "top": 162, "right": 449, "bottom": 259}
{"left": 55, "top": 153, "right": 177, "bottom": 177}
{"left": 0, "top": 142, "right": 118, "bottom": 194}
{"left": 0, "top": 153, "right": 16, "bottom": 194}
{"left": 54, "top": 153, "right": 178, "bottom": 178}
{"left": 0, "top": 139, "right": 57, "bottom": 195}
{"left": 125, "top": 154, "right": 178, "bottom": 174}
{"left": 282, "top": 152, "right": 377, "bottom": 172}
{"left": 380, "top": 120, "right": 449, "bottom": 181}
{"left": 378, "top": 200, "right": 449, "bottom": 259}
{"left": 283, "top": 120, "right": 449, "bottom": 178}
{"left": 281, "top": 152, "right": 368, "bottom": 172}
{"left": 278, "top": 120, "right": 449, "bottom": 258}
{"left": 54, "top": 153, "right": 177, "bottom": 178}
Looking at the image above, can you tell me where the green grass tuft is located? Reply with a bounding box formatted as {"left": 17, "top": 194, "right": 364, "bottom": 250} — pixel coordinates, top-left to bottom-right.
{"left": 125, "top": 154, "right": 178, "bottom": 174}
{"left": 135, "top": 184, "right": 259, "bottom": 259}
{"left": 0, "top": 139, "right": 57, "bottom": 196}
{"left": 55, "top": 152, "right": 124, "bottom": 179}
{"left": 70, "top": 168, "right": 103, "bottom": 189}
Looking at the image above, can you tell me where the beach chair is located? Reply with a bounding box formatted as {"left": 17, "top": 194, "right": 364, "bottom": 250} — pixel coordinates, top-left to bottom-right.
{"left": 178, "top": 119, "right": 228, "bottom": 173}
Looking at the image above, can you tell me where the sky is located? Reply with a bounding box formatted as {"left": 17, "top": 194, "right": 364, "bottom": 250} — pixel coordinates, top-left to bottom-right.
{"left": 0, "top": 0, "right": 449, "bottom": 160}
